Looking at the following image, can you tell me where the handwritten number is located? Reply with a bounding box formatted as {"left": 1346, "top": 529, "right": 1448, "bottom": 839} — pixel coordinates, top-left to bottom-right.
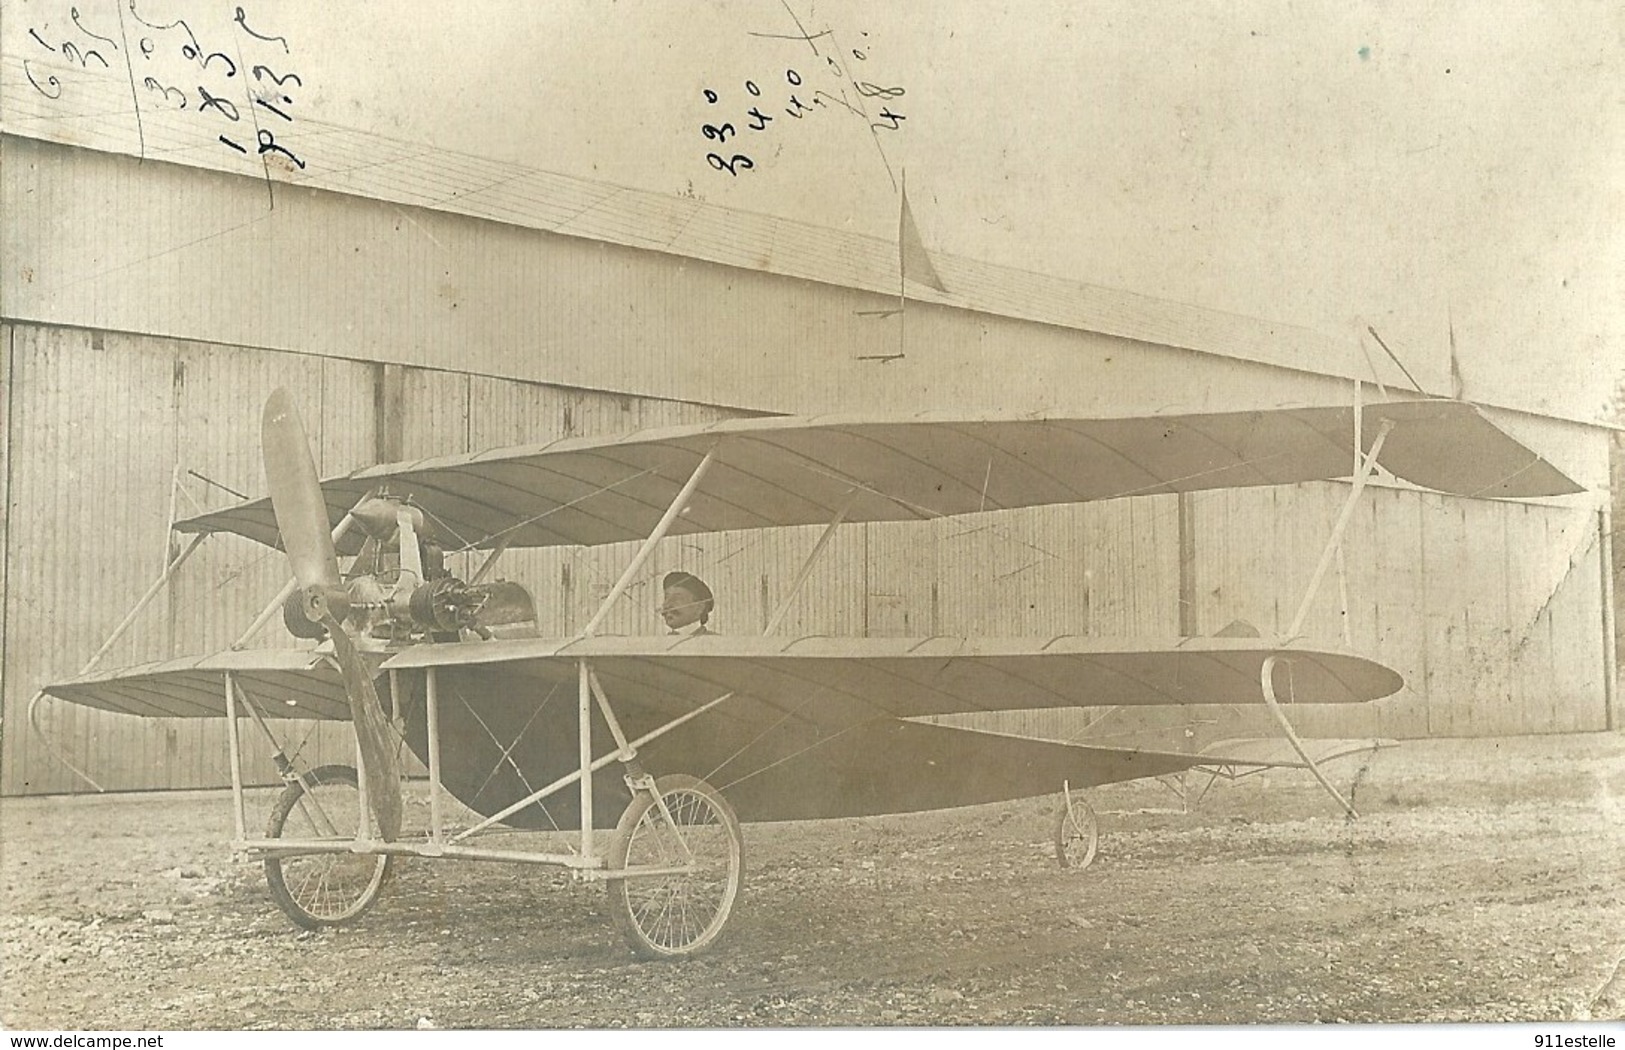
{"left": 219, "top": 135, "right": 247, "bottom": 154}
{"left": 871, "top": 107, "right": 905, "bottom": 131}
{"left": 61, "top": 42, "right": 110, "bottom": 69}
{"left": 139, "top": 37, "right": 155, "bottom": 57}
{"left": 786, "top": 68, "right": 802, "bottom": 86}
{"left": 257, "top": 129, "right": 306, "bottom": 168}
{"left": 703, "top": 88, "right": 718, "bottom": 103}
{"left": 24, "top": 61, "right": 62, "bottom": 99}
{"left": 29, "top": 28, "right": 55, "bottom": 51}
{"left": 707, "top": 153, "right": 753, "bottom": 176}
{"left": 746, "top": 107, "right": 772, "bottom": 131}
{"left": 854, "top": 81, "right": 904, "bottom": 100}
{"left": 255, "top": 96, "right": 292, "bottom": 121}
{"left": 251, "top": 64, "right": 303, "bottom": 88}
{"left": 183, "top": 45, "right": 237, "bottom": 76}
{"left": 745, "top": 79, "right": 760, "bottom": 96}
{"left": 143, "top": 76, "right": 187, "bottom": 108}
{"left": 197, "top": 85, "right": 240, "bottom": 120}
{"left": 702, "top": 122, "right": 736, "bottom": 143}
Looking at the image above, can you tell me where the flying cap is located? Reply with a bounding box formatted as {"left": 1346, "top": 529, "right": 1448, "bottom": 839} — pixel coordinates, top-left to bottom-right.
{"left": 663, "top": 571, "right": 714, "bottom": 605}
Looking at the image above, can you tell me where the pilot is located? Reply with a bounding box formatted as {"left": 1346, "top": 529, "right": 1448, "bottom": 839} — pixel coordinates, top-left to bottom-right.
{"left": 660, "top": 571, "right": 714, "bottom": 635}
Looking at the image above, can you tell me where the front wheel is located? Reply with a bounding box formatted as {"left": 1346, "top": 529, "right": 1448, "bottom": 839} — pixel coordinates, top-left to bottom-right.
{"left": 263, "top": 764, "right": 392, "bottom": 930}
{"left": 1054, "top": 788, "right": 1099, "bottom": 870}
{"left": 607, "top": 774, "right": 743, "bottom": 959}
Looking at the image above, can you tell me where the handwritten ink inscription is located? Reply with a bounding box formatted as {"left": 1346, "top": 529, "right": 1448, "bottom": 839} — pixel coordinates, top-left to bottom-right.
{"left": 701, "top": 14, "right": 907, "bottom": 179}
{"left": 22, "top": 2, "right": 309, "bottom": 172}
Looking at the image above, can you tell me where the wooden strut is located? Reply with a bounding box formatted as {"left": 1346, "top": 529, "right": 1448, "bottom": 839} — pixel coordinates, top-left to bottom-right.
{"left": 449, "top": 684, "right": 737, "bottom": 844}
{"left": 426, "top": 666, "right": 444, "bottom": 846}
{"left": 226, "top": 679, "right": 342, "bottom": 840}
{"left": 1259, "top": 399, "right": 1391, "bottom": 818}
{"left": 1284, "top": 418, "right": 1393, "bottom": 641}
{"left": 470, "top": 536, "right": 514, "bottom": 585}
{"left": 581, "top": 448, "right": 717, "bottom": 636}
{"left": 764, "top": 492, "right": 857, "bottom": 635}
{"left": 1260, "top": 655, "right": 1359, "bottom": 818}
{"left": 231, "top": 501, "right": 366, "bottom": 650}
{"left": 224, "top": 673, "right": 246, "bottom": 841}
{"left": 578, "top": 660, "right": 594, "bottom": 862}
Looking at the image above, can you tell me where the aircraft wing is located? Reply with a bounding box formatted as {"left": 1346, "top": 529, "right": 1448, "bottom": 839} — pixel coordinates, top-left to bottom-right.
{"left": 173, "top": 400, "right": 1582, "bottom": 555}
{"left": 375, "top": 636, "right": 1400, "bottom": 823}
{"left": 379, "top": 634, "right": 1402, "bottom": 712}
{"left": 42, "top": 649, "right": 353, "bottom": 720}
{"left": 672, "top": 723, "right": 1385, "bottom": 821}
{"left": 42, "top": 637, "right": 1397, "bottom": 822}
{"left": 42, "top": 635, "right": 1396, "bottom": 720}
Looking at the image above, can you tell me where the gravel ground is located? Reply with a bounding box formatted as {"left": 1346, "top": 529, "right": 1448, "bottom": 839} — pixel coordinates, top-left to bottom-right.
{"left": 2, "top": 730, "right": 1623, "bottom": 1029}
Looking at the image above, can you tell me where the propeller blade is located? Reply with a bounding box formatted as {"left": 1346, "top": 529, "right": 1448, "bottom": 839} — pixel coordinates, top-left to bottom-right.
{"left": 262, "top": 388, "right": 340, "bottom": 591}
{"left": 262, "top": 389, "right": 399, "bottom": 837}
{"left": 326, "top": 618, "right": 403, "bottom": 841}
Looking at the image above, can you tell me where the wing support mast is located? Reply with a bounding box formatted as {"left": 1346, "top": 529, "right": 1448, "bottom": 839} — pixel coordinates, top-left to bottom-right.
{"left": 764, "top": 490, "right": 857, "bottom": 634}
{"left": 581, "top": 448, "right": 717, "bottom": 637}
{"left": 386, "top": 448, "right": 736, "bottom": 866}
{"left": 1262, "top": 407, "right": 1396, "bottom": 818}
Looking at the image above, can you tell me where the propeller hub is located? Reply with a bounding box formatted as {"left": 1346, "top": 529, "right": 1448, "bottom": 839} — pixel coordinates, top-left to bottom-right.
{"left": 303, "top": 584, "right": 351, "bottom": 626}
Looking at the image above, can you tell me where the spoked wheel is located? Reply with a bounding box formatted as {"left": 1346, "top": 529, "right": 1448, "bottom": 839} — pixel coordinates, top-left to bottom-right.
{"left": 1054, "top": 786, "right": 1099, "bottom": 870}
{"left": 607, "top": 774, "right": 743, "bottom": 959}
{"left": 263, "top": 764, "right": 392, "bottom": 930}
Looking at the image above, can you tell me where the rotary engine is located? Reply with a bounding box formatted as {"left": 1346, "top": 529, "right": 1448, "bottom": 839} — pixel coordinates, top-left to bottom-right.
{"left": 283, "top": 495, "right": 535, "bottom": 643}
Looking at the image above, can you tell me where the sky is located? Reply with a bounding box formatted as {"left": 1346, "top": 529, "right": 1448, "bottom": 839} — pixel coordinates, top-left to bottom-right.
{"left": 9, "top": 0, "right": 1623, "bottom": 420}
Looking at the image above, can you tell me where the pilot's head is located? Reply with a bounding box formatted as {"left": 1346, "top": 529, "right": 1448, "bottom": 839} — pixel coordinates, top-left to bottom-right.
{"left": 660, "top": 571, "right": 714, "bottom": 631}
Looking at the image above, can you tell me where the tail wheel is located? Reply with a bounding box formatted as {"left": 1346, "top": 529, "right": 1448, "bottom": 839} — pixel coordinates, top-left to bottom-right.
{"left": 1055, "top": 787, "right": 1099, "bottom": 870}
{"left": 264, "top": 764, "right": 392, "bottom": 929}
{"left": 607, "top": 774, "right": 743, "bottom": 959}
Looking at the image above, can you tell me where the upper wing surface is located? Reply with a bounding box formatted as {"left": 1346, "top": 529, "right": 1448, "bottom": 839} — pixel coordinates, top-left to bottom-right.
{"left": 173, "top": 402, "right": 1582, "bottom": 555}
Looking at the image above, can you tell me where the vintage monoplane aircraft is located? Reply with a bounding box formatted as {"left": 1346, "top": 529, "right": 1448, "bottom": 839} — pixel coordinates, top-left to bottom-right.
{"left": 38, "top": 389, "right": 1581, "bottom": 957}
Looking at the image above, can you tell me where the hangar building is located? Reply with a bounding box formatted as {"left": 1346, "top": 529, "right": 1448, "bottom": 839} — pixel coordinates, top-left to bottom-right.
{"left": 1, "top": 110, "right": 1615, "bottom": 794}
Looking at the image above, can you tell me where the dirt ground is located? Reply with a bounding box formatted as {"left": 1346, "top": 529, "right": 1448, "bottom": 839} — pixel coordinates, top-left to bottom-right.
{"left": 2, "top": 730, "right": 1623, "bottom": 1029}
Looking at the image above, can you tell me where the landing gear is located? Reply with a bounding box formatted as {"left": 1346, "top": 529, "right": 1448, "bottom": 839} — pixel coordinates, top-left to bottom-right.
{"left": 263, "top": 765, "right": 392, "bottom": 929}
{"left": 607, "top": 774, "right": 744, "bottom": 959}
{"left": 1054, "top": 784, "right": 1099, "bottom": 871}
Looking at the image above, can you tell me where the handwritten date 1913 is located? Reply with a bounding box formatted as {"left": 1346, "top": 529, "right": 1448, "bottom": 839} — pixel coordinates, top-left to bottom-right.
{"left": 25, "top": 1, "right": 309, "bottom": 173}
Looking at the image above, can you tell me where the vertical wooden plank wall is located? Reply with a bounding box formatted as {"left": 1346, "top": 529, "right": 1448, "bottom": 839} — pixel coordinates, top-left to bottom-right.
{"left": 2, "top": 324, "right": 1612, "bottom": 794}
{"left": 0, "top": 329, "right": 751, "bottom": 794}
{"left": 3, "top": 327, "right": 176, "bottom": 793}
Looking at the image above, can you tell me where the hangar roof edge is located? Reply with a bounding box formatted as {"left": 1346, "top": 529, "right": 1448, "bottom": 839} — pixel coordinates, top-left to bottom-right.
{"left": 0, "top": 111, "right": 1604, "bottom": 428}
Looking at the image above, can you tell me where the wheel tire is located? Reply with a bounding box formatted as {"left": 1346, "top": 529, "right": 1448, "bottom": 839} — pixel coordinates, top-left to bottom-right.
{"left": 264, "top": 764, "right": 392, "bottom": 930}
{"left": 607, "top": 774, "right": 743, "bottom": 959}
{"left": 1054, "top": 789, "right": 1099, "bottom": 871}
